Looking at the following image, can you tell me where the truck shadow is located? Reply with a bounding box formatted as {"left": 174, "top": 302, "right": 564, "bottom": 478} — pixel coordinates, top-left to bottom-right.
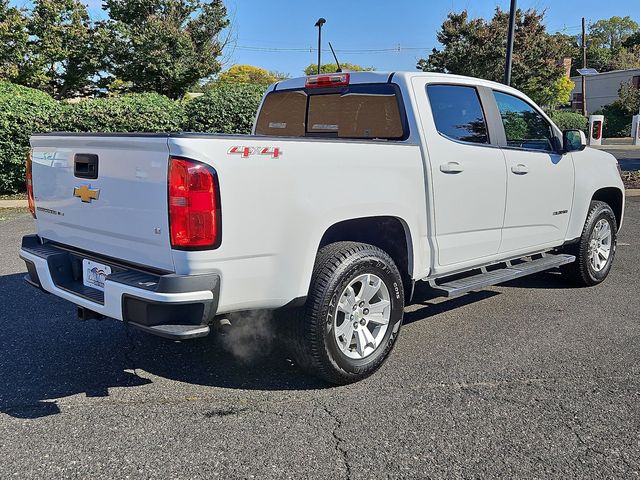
{"left": 0, "top": 269, "right": 572, "bottom": 419}
{"left": 0, "top": 273, "right": 328, "bottom": 419}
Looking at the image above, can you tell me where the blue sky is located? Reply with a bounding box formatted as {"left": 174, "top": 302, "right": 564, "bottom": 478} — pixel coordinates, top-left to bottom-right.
{"left": 10, "top": 0, "right": 640, "bottom": 76}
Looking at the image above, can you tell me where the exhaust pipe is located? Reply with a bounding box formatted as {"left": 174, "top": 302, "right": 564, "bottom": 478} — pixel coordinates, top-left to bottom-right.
{"left": 77, "top": 306, "right": 105, "bottom": 321}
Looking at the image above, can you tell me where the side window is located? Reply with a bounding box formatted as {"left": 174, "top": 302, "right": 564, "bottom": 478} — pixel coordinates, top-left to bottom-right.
{"left": 493, "top": 91, "right": 555, "bottom": 152}
{"left": 426, "top": 85, "right": 489, "bottom": 144}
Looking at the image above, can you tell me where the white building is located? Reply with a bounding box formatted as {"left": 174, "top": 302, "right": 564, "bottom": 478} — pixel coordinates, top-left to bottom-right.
{"left": 571, "top": 68, "right": 640, "bottom": 113}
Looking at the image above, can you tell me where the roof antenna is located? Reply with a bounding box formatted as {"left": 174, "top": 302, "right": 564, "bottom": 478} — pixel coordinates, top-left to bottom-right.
{"left": 329, "top": 42, "right": 342, "bottom": 73}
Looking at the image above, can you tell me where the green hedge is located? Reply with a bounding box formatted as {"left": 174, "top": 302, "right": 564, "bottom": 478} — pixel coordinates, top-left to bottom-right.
{"left": 0, "top": 82, "right": 269, "bottom": 193}
{"left": 54, "top": 93, "right": 186, "bottom": 133}
{"left": 183, "top": 83, "right": 267, "bottom": 134}
{"left": 547, "top": 111, "right": 588, "bottom": 132}
{"left": 0, "top": 82, "right": 64, "bottom": 193}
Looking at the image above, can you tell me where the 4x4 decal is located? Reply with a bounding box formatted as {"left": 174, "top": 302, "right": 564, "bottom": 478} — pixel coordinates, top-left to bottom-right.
{"left": 228, "top": 146, "right": 282, "bottom": 159}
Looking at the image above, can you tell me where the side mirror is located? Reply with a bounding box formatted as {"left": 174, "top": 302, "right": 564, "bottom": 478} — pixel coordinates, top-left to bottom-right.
{"left": 563, "top": 129, "right": 587, "bottom": 153}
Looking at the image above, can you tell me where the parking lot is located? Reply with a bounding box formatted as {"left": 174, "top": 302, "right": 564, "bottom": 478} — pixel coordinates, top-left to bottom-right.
{"left": 0, "top": 199, "right": 638, "bottom": 479}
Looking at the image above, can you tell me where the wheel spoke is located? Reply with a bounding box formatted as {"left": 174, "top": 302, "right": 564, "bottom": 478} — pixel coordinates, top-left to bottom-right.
{"left": 365, "top": 314, "right": 388, "bottom": 326}
{"left": 598, "top": 221, "right": 611, "bottom": 242}
{"left": 341, "top": 286, "right": 357, "bottom": 311}
{"left": 355, "top": 329, "right": 368, "bottom": 356}
{"left": 367, "top": 299, "right": 390, "bottom": 315}
{"left": 336, "top": 321, "right": 354, "bottom": 352}
{"left": 362, "top": 327, "right": 376, "bottom": 350}
{"left": 359, "top": 275, "right": 381, "bottom": 303}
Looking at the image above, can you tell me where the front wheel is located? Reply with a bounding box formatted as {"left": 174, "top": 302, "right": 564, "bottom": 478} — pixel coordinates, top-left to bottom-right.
{"left": 561, "top": 200, "right": 617, "bottom": 286}
{"left": 291, "top": 242, "right": 405, "bottom": 385}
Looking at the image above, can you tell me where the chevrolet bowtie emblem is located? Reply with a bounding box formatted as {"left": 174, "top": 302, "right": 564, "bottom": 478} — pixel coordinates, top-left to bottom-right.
{"left": 73, "top": 185, "right": 100, "bottom": 203}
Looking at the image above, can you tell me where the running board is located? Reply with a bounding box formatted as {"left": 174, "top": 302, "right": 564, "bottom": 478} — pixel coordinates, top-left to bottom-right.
{"left": 429, "top": 254, "right": 575, "bottom": 298}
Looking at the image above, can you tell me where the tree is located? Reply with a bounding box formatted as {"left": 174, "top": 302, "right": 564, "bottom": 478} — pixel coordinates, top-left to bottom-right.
{"left": 573, "top": 17, "right": 640, "bottom": 74}
{"left": 17, "top": 0, "right": 106, "bottom": 99}
{"left": 589, "top": 16, "right": 639, "bottom": 50}
{"left": 417, "top": 9, "right": 571, "bottom": 107}
{"left": 103, "top": 0, "right": 229, "bottom": 99}
{"left": 0, "top": 0, "right": 28, "bottom": 81}
{"left": 217, "top": 65, "right": 281, "bottom": 84}
{"left": 303, "top": 63, "right": 374, "bottom": 75}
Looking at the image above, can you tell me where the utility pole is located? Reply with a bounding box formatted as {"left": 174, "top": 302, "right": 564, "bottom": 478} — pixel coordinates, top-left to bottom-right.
{"left": 582, "top": 17, "right": 587, "bottom": 116}
{"left": 504, "top": 0, "right": 517, "bottom": 85}
{"left": 314, "top": 18, "right": 326, "bottom": 75}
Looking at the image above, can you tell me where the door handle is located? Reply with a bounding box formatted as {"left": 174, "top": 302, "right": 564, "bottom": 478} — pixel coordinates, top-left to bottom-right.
{"left": 511, "top": 164, "right": 529, "bottom": 175}
{"left": 440, "top": 162, "right": 464, "bottom": 174}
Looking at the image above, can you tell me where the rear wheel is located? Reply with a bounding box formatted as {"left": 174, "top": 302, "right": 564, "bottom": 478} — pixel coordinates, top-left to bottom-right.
{"left": 291, "top": 242, "right": 405, "bottom": 385}
{"left": 561, "top": 200, "right": 617, "bottom": 286}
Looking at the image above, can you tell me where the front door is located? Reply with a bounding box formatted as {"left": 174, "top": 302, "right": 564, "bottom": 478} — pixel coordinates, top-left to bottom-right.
{"left": 491, "top": 91, "right": 575, "bottom": 254}
{"left": 413, "top": 81, "right": 507, "bottom": 268}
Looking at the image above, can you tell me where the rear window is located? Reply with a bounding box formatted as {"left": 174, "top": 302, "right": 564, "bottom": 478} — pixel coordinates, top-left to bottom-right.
{"left": 255, "top": 84, "right": 407, "bottom": 140}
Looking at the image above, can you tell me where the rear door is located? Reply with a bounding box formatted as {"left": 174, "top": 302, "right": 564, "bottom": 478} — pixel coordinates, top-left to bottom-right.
{"left": 31, "top": 135, "right": 175, "bottom": 271}
{"left": 491, "top": 91, "right": 575, "bottom": 254}
{"left": 413, "top": 80, "right": 507, "bottom": 267}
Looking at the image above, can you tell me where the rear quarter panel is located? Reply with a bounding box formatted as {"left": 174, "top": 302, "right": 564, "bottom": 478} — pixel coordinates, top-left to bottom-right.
{"left": 168, "top": 136, "right": 427, "bottom": 313}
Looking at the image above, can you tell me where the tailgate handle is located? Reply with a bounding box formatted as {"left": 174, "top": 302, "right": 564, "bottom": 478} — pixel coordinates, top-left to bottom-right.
{"left": 74, "top": 154, "right": 99, "bottom": 179}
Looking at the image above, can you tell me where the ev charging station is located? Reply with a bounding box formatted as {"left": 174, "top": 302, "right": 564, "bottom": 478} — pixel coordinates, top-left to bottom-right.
{"left": 632, "top": 114, "right": 640, "bottom": 146}
{"left": 588, "top": 115, "right": 604, "bottom": 146}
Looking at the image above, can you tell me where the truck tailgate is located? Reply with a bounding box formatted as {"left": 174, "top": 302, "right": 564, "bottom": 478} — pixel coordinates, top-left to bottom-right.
{"left": 30, "top": 135, "right": 174, "bottom": 272}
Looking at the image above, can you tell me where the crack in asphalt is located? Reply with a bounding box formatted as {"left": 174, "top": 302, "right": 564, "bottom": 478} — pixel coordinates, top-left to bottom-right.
{"left": 322, "top": 405, "right": 352, "bottom": 480}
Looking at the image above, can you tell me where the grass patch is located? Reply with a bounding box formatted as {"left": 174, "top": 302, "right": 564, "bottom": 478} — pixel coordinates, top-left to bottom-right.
{"left": 0, "top": 207, "right": 30, "bottom": 222}
{"left": 0, "top": 193, "right": 27, "bottom": 201}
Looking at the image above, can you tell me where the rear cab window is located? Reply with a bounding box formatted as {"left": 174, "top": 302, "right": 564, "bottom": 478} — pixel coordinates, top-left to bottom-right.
{"left": 426, "top": 84, "right": 490, "bottom": 144}
{"left": 255, "top": 84, "right": 408, "bottom": 140}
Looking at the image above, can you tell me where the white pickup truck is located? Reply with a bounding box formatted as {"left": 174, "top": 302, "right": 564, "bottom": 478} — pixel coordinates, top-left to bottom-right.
{"left": 20, "top": 72, "right": 625, "bottom": 384}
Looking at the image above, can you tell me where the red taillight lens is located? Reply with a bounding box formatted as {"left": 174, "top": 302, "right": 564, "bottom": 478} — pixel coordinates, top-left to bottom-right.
{"left": 26, "top": 151, "right": 36, "bottom": 218}
{"left": 168, "top": 157, "right": 219, "bottom": 249}
{"left": 305, "top": 73, "right": 350, "bottom": 89}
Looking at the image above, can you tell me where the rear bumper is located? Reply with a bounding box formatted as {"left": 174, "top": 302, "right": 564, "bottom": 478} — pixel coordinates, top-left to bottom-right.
{"left": 19, "top": 235, "right": 219, "bottom": 340}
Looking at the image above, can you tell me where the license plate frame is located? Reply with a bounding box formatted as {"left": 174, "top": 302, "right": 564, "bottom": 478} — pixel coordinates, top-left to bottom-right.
{"left": 82, "top": 259, "right": 112, "bottom": 291}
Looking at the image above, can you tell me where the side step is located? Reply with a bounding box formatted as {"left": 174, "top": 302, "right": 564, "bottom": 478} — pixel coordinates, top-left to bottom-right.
{"left": 430, "top": 254, "right": 575, "bottom": 298}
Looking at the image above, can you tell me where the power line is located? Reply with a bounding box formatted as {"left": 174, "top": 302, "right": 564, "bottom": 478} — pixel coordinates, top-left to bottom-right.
{"left": 234, "top": 45, "right": 432, "bottom": 54}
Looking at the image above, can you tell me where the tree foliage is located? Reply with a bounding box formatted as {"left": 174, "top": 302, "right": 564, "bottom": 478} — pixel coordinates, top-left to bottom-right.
{"left": 18, "top": 0, "right": 107, "bottom": 99}
{"left": 573, "top": 16, "right": 640, "bottom": 74}
{"left": 303, "top": 63, "right": 374, "bottom": 75}
{"left": 102, "top": 0, "right": 229, "bottom": 98}
{"left": 417, "top": 9, "right": 570, "bottom": 107}
{"left": 0, "top": 0, "right": 28, "bottom": 81}
{"left": 217, "top": 65, "right": 282, "bottom": 85}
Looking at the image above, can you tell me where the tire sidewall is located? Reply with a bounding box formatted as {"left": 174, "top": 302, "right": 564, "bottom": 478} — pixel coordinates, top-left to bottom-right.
{"left": 319, "top": 253, "right": 404, "bottom": 375}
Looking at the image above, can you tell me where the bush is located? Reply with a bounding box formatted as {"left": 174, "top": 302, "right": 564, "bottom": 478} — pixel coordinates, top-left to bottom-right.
{"left": 183, "top": 83, "right": 267, "bottom": 134}
{"left": 596, "top": 103, "right": 633, "bottom": 138}
{"left": 0, "top": 82, "right": 63, "bottom": 194}
{"left": 547, "top": 111, "right": 588, "bottom": 132}
{"left": 56, "top": 93, "right": 185, "bottom": 133}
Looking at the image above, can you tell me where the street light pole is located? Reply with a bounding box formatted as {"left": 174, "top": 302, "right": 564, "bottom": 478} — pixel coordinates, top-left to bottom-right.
{"left": 581, "top": 17, "right": 588, "bottom": 116}
{"left": 315, "top": 18, "right": 326, "bottom": 75}
{"left": 504, "top": 0, "right": 517, "bottom": 85}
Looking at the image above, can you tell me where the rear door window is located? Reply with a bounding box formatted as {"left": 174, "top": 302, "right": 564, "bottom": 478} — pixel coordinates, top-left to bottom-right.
{"left": 255, "top": 84, "right": 407, "bottom": 140}
{"left": 426, "top": 85, "right": 489, "bottom": 144}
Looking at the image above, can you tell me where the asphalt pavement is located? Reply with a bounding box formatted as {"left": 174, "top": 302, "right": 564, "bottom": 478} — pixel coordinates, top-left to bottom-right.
{"left": 0, "top": 200, "right": 638, "bottom": 479}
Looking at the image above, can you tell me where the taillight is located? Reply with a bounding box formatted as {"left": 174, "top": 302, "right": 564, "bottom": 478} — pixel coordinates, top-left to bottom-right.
{"left": 305, "top": 73, "right": 350, "bottom": 89}
{"left": 26, "top": 151, "right": 36, "bottom": 218}
{"left": 168, "top": 157, "right": 220, "bottom": 249}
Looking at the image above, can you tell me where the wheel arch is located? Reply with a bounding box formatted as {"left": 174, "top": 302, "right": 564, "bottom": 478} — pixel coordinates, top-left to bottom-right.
{"left": 317, "top": 216, "right": 415, "bottom": 299}
{"left": 592, "top": 187, "right": 624, "bottom": 230}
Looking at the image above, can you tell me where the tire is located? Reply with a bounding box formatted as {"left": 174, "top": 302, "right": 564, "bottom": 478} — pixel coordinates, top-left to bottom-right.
{"left": 291, "top": 241, "right": 405, "bottom": 385}
{"left": 561, "top": 200, "right": 617, "bottom": 286}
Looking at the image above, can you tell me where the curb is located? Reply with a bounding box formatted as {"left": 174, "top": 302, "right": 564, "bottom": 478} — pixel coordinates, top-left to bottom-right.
{"left": 0, "top": 200, "right": 28, "bottom": 208}
{"left": 627, "top": 189, "right": 640, "bottom": 197}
